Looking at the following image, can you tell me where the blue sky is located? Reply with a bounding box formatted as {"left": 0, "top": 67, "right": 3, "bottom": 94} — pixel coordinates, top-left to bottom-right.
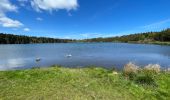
{"left": 0, "top": 0, "right": 170, "bottom": 39}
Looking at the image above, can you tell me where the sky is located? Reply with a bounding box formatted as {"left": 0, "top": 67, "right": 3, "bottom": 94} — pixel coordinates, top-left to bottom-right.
{"left": 0, "top": 0, "right": 170, "bottom": 39}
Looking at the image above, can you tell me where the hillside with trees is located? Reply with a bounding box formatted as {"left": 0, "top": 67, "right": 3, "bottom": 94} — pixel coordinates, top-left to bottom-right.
{"left": 1, "top": 29, "right": 170, "bottom": 44}
{"left": 0, "top": 33, "right": 74, "bottom": 44}
{"left": 82, "top": 29, "right": 170, "bottom": 44}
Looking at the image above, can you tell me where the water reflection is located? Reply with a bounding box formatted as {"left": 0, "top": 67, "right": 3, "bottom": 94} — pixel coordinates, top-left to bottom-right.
{"left": 0, "top": 58, "right": 26, "bottom": 70}
{"left": 0, "top": 43, "right": 170, "bottom": 70}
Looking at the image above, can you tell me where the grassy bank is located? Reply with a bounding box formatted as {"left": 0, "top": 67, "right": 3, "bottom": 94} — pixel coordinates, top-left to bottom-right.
{"left": 127, "top": 41, "right": 170, "bottom": 46}
{"left": 149, "top": 41, "right": 170, "bottom": 45}
{"left": 0, "top": 66, "right": 170, "bottom": 100}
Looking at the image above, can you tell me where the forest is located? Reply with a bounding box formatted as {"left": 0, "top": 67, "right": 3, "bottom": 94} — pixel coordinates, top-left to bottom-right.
{"left": 0, "top": 29, "right": 170, "bottom": 44}
{"left": 82, "top": 28, "right": 170, "bottom": 43}
{"left": 0, "top": 33, "right": 74, "bottom": 44}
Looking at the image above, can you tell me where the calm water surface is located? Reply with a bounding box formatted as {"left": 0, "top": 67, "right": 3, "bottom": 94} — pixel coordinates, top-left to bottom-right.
{"left": 0, "top": 43, "right": 170, "bottom": 70}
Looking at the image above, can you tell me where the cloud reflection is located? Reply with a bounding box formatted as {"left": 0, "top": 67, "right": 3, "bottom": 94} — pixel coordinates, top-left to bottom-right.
{"left": 0, "top": 58, "right": 26, "bottom": 70}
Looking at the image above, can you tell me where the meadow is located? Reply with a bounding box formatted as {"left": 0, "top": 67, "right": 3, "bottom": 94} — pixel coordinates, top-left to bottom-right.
{"left": 0, "top": 63, "right": 169, "bottom": 100}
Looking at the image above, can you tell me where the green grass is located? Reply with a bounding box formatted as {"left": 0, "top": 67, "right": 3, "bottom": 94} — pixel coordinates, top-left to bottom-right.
{"left": 149, "top": 41, "right": 170, "bottom": 45}
{"left": 127, "top": 41, "right": 170, "bottom": 46}
{"left": 0, "top": 67, "right": 170, "bottom": 100}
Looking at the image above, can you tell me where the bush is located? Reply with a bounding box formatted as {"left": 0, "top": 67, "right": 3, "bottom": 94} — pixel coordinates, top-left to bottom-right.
{"left": 144, "top": 64, "right": 161, "bottom": 74}
{"left": 134, "top": 64, "right": 160, "bottom": 86}
{"left": 122, "top": 63, "right": 159, "bottom": 86}
{"left": 123, "top": 62, "right": 139, "bottom": 80}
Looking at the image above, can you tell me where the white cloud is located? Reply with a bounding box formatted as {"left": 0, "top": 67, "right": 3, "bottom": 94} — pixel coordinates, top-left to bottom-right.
{"left": 36, "top": 17, "right": 43, "bottom": 21}
{"left": 18, "top": 0, "right": 28, "bottom": 1}
{"left": 80, "top": 33, "right": 103, "bottom": 38}
{"left": 142, "top": 19, "right": 170, "bottom": 30}
{"left": 79, "top": 31, "right": 134, "bottom": 39}
{"left": 18, "top": 0, "right": 28, "bottom": 7}
{"left": 0, "top": 0, "right": 17, "bottom": 12}
{"left": 31, "top": 0, "right": 78, "bottom": 12}
{"left": 0, "top": 0, "right": 23, "bottom": 28}
{"left": 0, "top": 17, "right": 23, "bottom": 28}
{"left": 18, "top": 0, "right": 28, "bottom": 2}
{"left": 23, "top": 28, "right": 30, "bottom": 31}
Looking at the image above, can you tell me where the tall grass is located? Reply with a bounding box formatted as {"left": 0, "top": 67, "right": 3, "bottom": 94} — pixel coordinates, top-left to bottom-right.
{"left": 123, "top": 62, "right": 138, "bottom": 80}
{"left": 144, "top": 64, "right": 161, "bottom": 73}
{"left": 123, "top": 63, "right": 162, "bottom": 86}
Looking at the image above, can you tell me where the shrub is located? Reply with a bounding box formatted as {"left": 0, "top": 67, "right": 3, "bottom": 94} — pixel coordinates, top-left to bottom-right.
{"left": 144, "top": 64, "right": 161, "bottom": 74}
{"left": 134, "top": 64, "right": 160, "bottom": 86}
{"left": 165, "top": 68, "right": 170, "bottom": 72}
{"left": 122, "top": 63, "right": 160, "bottom": 86}
{"left": 123, "top": 62, "right": 139, "bottom": 80}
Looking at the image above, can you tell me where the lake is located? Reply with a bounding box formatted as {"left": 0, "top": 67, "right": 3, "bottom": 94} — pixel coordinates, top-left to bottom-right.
{"left": 0, "top": 43, "right": 170, "bottom": 70}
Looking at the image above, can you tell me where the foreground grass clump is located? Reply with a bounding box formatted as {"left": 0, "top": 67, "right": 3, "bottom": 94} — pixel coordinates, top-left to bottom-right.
{"left": 123, "top": 63, "right": 163, "bottom": 86}
{"left": 0, "top": 66, "right": 170, "bottom": 100}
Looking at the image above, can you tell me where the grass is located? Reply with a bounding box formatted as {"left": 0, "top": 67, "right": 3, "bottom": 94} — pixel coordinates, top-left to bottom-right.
{"left": 149, "top": 41, "right": 170, "bottom": 45}
{"left": 127, "top": 41, "right": 170, "bottom": 46}
{"left": 0, "top": 66, "right": 170, "bottom": 100}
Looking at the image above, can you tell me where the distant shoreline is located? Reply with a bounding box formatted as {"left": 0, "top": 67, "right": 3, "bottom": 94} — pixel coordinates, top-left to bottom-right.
{"left": 1, "top": 29, "right": 170, "bottom": 44}
{"left": 0, "top": 41, "right": 170, "bottom": 46}
{"left": 125, "top": 41, "right": 170, "bottom": 46}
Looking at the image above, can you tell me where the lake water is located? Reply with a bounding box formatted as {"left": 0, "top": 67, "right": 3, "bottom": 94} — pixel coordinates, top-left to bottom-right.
{"left": 0, "top": 43, "right": 170, "bottom": 70}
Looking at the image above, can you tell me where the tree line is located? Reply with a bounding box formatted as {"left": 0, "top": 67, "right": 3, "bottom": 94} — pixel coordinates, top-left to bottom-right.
{"left": 81, "top": 28, "right": 170, "bottom": 43}
{"left": 1, "top": 29, "right": 170, "bottom": 44}
{"left": 0, "top": 33, "right": 75, "bottom": 44}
